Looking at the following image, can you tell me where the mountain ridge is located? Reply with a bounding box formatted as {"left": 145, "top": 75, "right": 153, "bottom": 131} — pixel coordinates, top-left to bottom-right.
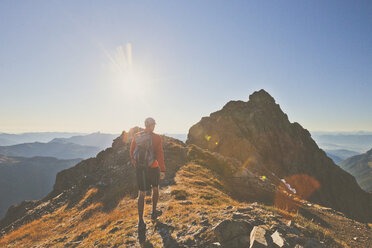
{"left": 1, "top": 90, "right": 372, "bottom": 247}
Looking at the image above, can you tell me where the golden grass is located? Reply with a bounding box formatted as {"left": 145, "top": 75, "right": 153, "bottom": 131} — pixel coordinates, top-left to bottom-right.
{"left": 4, "top": 161, "right": 352, "bottom": 247}
{"left": 0, "top": 192, "right": 141, "bottom": 247}
{"left": 0, "top": 162, "right": 236, "bottom": 247}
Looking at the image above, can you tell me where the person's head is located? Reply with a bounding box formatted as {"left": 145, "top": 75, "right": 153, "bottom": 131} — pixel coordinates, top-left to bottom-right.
{"left": 144, "top": 117, "right": 156, "bottom": 132}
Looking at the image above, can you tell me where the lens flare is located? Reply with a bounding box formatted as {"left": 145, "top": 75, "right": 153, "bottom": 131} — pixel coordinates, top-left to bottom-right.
{"left": 274, "top": 174, "right": 321, "bottom": 214}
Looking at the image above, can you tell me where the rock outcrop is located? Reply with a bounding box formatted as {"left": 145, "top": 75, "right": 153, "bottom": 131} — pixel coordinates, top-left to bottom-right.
{"left": 187, "top": 89, "right": 372, "bottom": 222}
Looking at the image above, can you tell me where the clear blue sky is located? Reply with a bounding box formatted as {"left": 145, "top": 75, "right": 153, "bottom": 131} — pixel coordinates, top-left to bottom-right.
{"left": 0, "top": 0, "right": 371, "bottom": 134}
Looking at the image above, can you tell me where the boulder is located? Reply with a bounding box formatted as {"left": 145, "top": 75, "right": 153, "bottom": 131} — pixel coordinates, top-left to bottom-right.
{"left": 214, "top": 219, "right": 253, "bottom": 246}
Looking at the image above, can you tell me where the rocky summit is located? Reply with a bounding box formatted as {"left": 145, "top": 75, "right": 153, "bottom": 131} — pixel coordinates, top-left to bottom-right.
{"left": 187, "top": 89, "right": 372, "bottom": 222}
{"left": 1, "top": 90, "right": 372, "bottom": 247}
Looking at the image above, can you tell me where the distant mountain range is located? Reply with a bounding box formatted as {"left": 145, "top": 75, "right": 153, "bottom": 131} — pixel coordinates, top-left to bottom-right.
{"left": 325, "top": 149, "right": 360, "bottom": 164}
{"left": 0, "top": 132, "right": 120, "bottom": 160}
{"left": 0, "top": 132, "right": 119, "bottom": 220}
{"left": 163, "top": 133, "right": 187, "bottom": 142}
{"left": 0, "top": 142, "right": 101, "bottom": 160}
{"left": 311, "top": 131, "right": 372, "bottom": 135}
{"left": 339, "top": 149, "right": 372, "bottom": 192}
{"left": 0, "top": 154, "right": 80, "bottom": 219}
{"left": 50, "top": 132, "right": 118, "bottom": 149}
{"left": 0, "top": 132, "right": 84, "bottom": 146}
{"left": 311, "top": 132, "right": 372, "bottom": 153}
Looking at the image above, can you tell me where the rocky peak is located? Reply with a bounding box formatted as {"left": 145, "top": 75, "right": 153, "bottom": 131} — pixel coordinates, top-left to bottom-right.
{"left": 248, "top": 89, "right": 276, "bottom": 105}
{"left": 187, "top": 89, "right": 372, "bottom": 222}
{"left": 222, "top": 89, "right": 276, "bottom": 111}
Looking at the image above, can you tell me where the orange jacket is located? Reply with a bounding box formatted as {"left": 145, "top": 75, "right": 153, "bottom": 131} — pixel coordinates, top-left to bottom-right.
{"left": 130, "top": 131, "right": 166, "bottom": 172}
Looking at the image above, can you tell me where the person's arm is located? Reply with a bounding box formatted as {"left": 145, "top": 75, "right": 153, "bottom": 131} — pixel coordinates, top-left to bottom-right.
{"left": 130, "top": 137, "right": 136, "bottom": 166}
{"left": 155, "top": 135, "right": 166, "bottom": 172}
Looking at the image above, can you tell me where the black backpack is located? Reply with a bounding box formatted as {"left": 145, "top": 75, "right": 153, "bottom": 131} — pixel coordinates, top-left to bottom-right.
{"left": 133, "top": 131, "right": 155, "bottom": 169}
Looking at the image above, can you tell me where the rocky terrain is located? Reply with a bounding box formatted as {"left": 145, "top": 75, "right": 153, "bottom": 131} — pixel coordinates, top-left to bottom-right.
{"left": 1, "top": 90, "right": 372, "bottom": 247}
{"left": 339, "top": 148, "right": 372, "bottom": 192}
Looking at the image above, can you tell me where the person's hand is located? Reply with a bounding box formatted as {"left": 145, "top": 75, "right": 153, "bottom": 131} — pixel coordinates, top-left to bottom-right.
{"left": 160, "top": 172, "right": 165, "bottom": 180}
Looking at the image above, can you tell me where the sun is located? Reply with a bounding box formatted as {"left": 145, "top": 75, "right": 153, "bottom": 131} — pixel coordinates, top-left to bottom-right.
{"left": 104, "top": 43, "right": 151, "bottom": 102}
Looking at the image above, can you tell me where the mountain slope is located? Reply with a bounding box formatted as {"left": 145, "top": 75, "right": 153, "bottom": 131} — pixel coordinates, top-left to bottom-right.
{"left": 339, "top": 149, "right": 372, "bottom": 192}
{"left": 1, "top": 129, "right": 371, "bottom": 247}
{"left": 0, "top": 155, "right": 81, "bottom": 219}
{"left": 187, "top": 89, "right": 372, "bottom": 222}
{"left": 0, "top": 142, "right": 101, "bottom": 159}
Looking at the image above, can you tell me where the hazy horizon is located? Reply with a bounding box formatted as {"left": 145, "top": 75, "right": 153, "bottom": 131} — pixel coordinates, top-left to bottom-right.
{"left": 2, "top": 130, "right": 372, "bottom": 136}
{"left": 1, "top": 1, "right": 371, "bottom": 134}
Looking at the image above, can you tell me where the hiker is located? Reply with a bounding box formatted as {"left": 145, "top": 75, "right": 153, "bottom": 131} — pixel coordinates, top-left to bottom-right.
{"left": 130, "top": 117, "right": 166, "bottom": 230}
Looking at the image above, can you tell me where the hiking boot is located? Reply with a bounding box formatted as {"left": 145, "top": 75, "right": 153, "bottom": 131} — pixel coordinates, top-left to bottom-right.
{"left": 151, "top": 209, "right": 162, "bottom": 219}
